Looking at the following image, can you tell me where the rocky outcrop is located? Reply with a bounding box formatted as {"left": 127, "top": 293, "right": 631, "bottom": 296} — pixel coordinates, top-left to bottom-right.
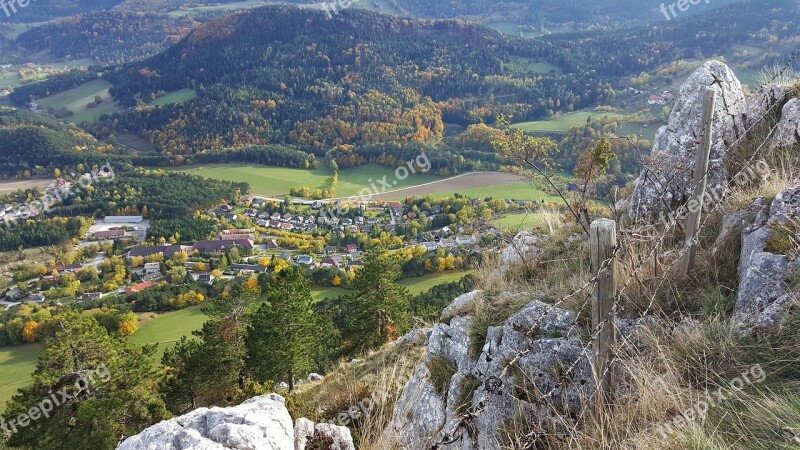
{"left": 117, "top": 394, "right": 354, "bottom": 450}
{"left": 383, "top": 291, "right": 593, "bottom": 449}
{"left": 500, "top": 231, "right": 545, "bottom": 265}
{"left": 770, "top": 98, "right": 800, "bottom": 150}
{"left": 735, "top": 186, "right": 800, "bottom": 329}
{"left": 630, "top": 60, "right": 747, "bottom": 217}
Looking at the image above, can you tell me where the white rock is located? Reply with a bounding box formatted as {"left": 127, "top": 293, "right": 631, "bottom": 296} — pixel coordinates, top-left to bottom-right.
{"left": 769, "top": 98, "right": 800, "bottom": 150}
{"left": 117, "top": 394, "right": 355, "bottom": 450}
{"left": 630, "top": 60, "right": 747, "bottom": 217}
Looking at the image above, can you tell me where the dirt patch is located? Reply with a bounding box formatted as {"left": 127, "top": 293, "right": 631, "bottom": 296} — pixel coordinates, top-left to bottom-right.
{"left": 0, "top": 179, "right": 53, "bottom": 192}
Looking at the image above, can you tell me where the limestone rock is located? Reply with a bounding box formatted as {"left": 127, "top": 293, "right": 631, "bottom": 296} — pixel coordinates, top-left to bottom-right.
{"left": 294, "top": 418, "right": 355, "bottom": 450}
{"left": 117, "top": 394, "right": 354, "bottom": 450}
{"left": 743, "top": 85, "right": 786, "bottom": 128}
{"left": 307, "top": 373, "right": 324, "bottom": 382}
{"left": 500, "top": 231, "right": 544, "bottom": 265}
{"left": 630, "top": 60, "right": 747, "bottom": 217}
{"left": 735, "top": 186, "right": 800, "bottom": 328}
{"left": 383, "top": 290, "right": 593, "bottom": 450}
{"left": 770, "top": 98, "right": 800, "bottom": 150}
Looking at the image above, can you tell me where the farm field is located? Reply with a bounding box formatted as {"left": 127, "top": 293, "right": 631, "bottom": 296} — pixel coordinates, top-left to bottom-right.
{"left": 388, "top": 176, "right": 561, "bottom": 203}
{"left": 511, "top": 111, "right": 622, "bottom": 134}
{"left": 170, "top": 163, "right": 441, "bottom": 198}
{"left": 35, "top": 79, "right": 119, "bottom": 123}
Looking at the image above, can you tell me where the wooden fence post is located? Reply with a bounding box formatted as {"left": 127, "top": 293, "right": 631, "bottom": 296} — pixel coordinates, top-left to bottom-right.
{"left": 591, "top": 218, "right": 616, "bottom": 414}
{"left": 681, "top": 89, "right": 717, "bottom": 276}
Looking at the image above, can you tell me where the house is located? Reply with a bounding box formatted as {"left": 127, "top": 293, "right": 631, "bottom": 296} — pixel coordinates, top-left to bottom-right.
{"left": 279, "top": 223, "right": 293, "bottom": 231}
{"left": 197, "top": 273, "right": 215, "bottom": 284}
{"left": 48, "top": 263, "right": 83, "bottom": 274}
{"left": 456, "top": 235, "right": 476, "bottom": 246}
{"left": 350, "top": 250, "right": 363, "bottom": 260}
{"left": 125, "top": 281, "right": 154, "bottom": 295}
{"left": 92, "top": 229, "right": 125, "bottom": 239}
{"left": 104, "top": 215, "right": 143, "bottom": 224}
{"left": 266, "top": 239, "right": 280, "bottom": 250}
{"left": 347, "top": 261, "right": 364, "bottom": 271}
{"left": 23, "top": 292, "right": 46, "bottom": 303}
{"left": 193, "top": 239, "right": 253, "bottom": 254}
{"left": 144, "top": 262, "right": 161, "bottom": 274}
{"left": 648, "top": 95, "right": 666, "bottom": 105}
{"left": 231, "top": 264, "right": 269, "bottom": 273}
{"left": 296, "top": 255, "right": 314, "bottom": 265}
{"left": 282, "top": 213, "right": 293, "bottom": 221}
{"left": 270, "top": 213, "right": 281, "bottom": 221}
{"left": 320, "top": 257, "right": 338, "bottom": 268}
{"left": 269, "top": 220, "right": 281, "bottom": 228}
{"left": 3, "top": 287, "right": 23, "bottom": 301}
{"left": 79, "top": 292, "right": 102, "bottom": 301}
{"left": 386, "top": 201, "right": 402, "bottom": 209}
{"left": 345, "top": 244, "right": 358, "bottom": 253}
{"left": 324, "top": 245, "right": 337, "bottom": 254}
{"left": 422, "top": 242, "right": 439, "bottom": 251}
{"left": 252, "top": 198, "right": 266, "bottom": 207}
{"left": 220, "top": 233, "right": 255, "bottom": 241}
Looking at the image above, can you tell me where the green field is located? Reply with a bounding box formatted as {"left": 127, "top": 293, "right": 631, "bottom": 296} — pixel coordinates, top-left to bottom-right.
{"left": 0, "top": 71, "right": 20, "bottom": 89}
{"left": 129, "top": 304, "right": 209, "bottom": 361}
{"left": 36, "top": 79, "right": 119, "bottom": 123}
{"left": 511, "top": 111, "right": 622, "bottom": 134}
{"left": 167, "top": 0, "right": 275, "bottom": 17}
{"left": 171, "top": 163, "right": 441, "bottom": 198}
{"left": 492, "top": 211, "right": 558, "bottom": 232}
{"left": 0, "top": 344, "right": 43, "bottom": 410}
{"left": 423, "top": 180, "right": 561, "bottom": 203}
{"left": 149, "top": 88, "right": 197, "bottom": 107}
{"left": 399, "top": 270, "right": 471, "bottom": 294}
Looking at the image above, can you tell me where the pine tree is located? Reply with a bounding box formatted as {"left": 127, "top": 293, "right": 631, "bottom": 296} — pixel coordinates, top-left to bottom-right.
{"left": 245, "top": 266, "right": 320, "bottom": 390}
{"left": 342, "top": 250, "right": 410, "bottom": 352}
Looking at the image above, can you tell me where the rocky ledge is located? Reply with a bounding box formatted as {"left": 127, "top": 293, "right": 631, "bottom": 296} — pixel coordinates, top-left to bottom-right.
{"left": 117, "top": 394, "right": 354, "bottom": 450}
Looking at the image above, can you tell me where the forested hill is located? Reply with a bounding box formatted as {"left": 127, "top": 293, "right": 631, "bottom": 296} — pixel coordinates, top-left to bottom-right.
{"left": 98, "top": 6, "right": 613, "bottom": 155}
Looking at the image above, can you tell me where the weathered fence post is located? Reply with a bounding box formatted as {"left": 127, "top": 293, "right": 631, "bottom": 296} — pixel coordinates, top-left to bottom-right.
{"left": 681, "top": 89, "right": 716, "bottom": 276}
{"left": 590, "top": 218, "right": 616, "bottom": 414}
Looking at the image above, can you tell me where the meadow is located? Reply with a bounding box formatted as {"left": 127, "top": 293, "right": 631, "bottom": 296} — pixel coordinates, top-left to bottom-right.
{"left": 36, "top": 79, "right": 119, "bottom": 123}
{"left": 511, "top": 110, "right": 622, "bottom": 134}
{"left": 170, "top": 163, "right": 441, "bottom": 198}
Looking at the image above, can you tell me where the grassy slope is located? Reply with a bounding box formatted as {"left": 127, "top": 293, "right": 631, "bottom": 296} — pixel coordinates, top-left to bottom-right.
{"left": 36, "top": 79, "right": 120, "bottom": 123}
{"left": 511, "top": 111, "right": 622, "bottom": 133}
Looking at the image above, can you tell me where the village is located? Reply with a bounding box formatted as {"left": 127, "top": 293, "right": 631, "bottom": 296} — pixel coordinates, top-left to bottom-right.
{"left": 0, "top": 189, "right": 531, "bottom": 311}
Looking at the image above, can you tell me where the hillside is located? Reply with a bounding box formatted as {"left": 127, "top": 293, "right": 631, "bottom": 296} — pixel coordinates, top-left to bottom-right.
{"left": 83, "top": 0, "right": 798, "bottom": 158}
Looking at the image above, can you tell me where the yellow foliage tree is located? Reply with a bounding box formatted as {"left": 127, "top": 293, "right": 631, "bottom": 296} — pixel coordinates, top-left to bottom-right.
{"left": 21, "top": 321, "right": 40, "bottom": 342}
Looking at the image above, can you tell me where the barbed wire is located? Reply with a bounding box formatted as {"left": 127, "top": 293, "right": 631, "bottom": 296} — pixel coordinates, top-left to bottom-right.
{"left": 430, "top": 47, "right": 798, "bottom": 450}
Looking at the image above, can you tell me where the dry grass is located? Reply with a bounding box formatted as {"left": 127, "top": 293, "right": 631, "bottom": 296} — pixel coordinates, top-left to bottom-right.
{"left": 288, "top": 338, "right": 425, "bottom": 448}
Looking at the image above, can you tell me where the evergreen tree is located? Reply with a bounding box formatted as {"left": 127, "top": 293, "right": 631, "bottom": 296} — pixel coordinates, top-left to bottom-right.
{"left": 341, "top": 250, "right": 410, "bottom": 352}
{"left": 1, "top": 311, "right": 169, "bottom": 450}
{"left": 245, "top": 266, "right": 319, "bottom": 390}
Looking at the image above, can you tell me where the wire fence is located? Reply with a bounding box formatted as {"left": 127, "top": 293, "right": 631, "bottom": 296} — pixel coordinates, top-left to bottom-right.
{"left": 429, "top": 49, "right": 799, "bottom": 450}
